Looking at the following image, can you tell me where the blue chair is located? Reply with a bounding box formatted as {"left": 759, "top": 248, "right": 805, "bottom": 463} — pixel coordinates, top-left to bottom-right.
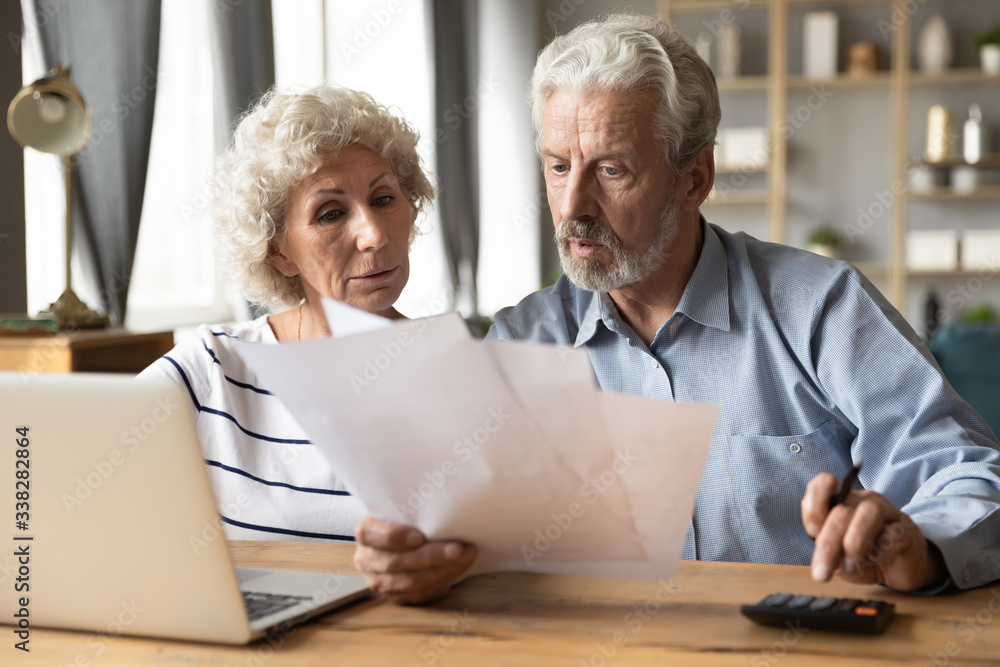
{"left": 928, "top": 324, "right": 1000, "bottom": 438}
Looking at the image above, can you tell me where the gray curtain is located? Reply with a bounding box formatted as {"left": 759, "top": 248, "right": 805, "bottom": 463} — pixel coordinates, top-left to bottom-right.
{"left": 0, "top": 2, "right": 26, "bottom": 313}
{"left": 33, "top": 0, "right": 161, "bottom": 326}
{"left": 431, "top": 0, "right": 480, "bottom": 316}
{"left": 209, "top": 0, "right": 275, "bottom": 154}
{"left": 209, "top": 0, "right": 274, "bottom": 320}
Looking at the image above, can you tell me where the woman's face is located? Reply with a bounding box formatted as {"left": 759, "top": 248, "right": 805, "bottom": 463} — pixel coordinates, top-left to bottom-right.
{"left": 270, "top": 145, "right": 412, "bottom": 315}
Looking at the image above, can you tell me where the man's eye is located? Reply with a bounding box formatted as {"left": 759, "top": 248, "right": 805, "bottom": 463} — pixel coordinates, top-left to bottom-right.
{"left": 318, "top": 209, "right": 343, "bottom": 222}
{"left": 602, "top": 166, "right": 620, "bottom": 176}
{"left": 372, "top": 195, "right": 394, "bottom": 207}
{"left": 551, "top": 164, "right": 568, "bottom": 174}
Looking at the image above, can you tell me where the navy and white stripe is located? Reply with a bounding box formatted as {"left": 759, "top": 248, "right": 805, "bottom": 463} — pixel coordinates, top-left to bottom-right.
{"left": 137, "top": 316, "right": 364, "bottom": 543}
{"left": 488, "top": 219, "right": 1000, "bottom": 591}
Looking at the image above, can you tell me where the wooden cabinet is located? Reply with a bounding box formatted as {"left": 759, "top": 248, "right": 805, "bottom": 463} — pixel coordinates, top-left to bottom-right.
{"left": 660, "top": 0, "right": 1000, "bottom": 330}
{"left": 0, "top": 329, "right": 174, "bottom": 374}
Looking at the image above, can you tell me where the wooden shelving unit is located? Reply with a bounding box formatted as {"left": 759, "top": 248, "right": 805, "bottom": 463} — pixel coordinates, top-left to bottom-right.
{"left": 659, "top": 0, "right": 1000, "bottom": 319}
{"left": 666, "top": 0, "right": 772, "bottom": 9}
{"left": 716, "top": 76, "right": 770, "bottom": 92}
{"left": 908, "top": 269, "right": 995, "bottom": 277}
{"left": 909, "top": 69, "right": 1000, "bottom": 86}
{"left": 715, "top": 164, "right": 770, "bottom": 175}
{"left": 705, "top": 190, "right": 771, "bottom": 205}
{"left": 853, "top": 262, "right": 888, "bottom": 278}
{"left": 908, "top": 187, "right": 1000, "bottom": 201}
{"left": 785, "top": 72, "right": 894, "bottom": 89}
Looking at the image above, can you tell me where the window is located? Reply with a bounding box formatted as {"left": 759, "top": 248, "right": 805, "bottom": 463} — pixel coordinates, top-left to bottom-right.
{"left": 23, "top": 1, "right": 541, "bottom": 330}
{"left": 21, "top": 0, "right": 231, "bottom": 330}
{"left": 126, "top": 0, "right": 230, "bottom": 330}
{"left": 274, "top": 1, "right": 543, "bottom": 319}
{"left": 21, "top": 2, "right": 67, "bottom": 317}
{"left": 274, "top": 0, "right": 452, "bottom": 319}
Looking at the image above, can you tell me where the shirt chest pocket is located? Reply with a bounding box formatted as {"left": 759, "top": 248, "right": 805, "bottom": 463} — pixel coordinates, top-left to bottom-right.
{"left": 725, "top": 419, "right": 854, "bottom": 533}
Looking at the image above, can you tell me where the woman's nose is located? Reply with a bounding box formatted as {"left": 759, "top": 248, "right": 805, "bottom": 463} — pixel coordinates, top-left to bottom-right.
{"left": 355, "top": 208, "right": 390, "bottom": 251}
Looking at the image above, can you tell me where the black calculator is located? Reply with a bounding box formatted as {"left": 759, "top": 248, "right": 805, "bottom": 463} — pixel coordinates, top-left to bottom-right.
{"left": 740, "top": 592, "right": 895, "bottom": 634}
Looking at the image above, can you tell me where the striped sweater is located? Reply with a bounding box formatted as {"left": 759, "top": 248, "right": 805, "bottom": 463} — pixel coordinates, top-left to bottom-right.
{"left": 136, "top": 315, "right": 363, "bottom": 542}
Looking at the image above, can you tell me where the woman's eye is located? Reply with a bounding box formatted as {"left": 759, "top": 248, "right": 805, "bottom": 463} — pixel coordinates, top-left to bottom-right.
{"left": 551, "top": 164, "right": 568, "bottom": 175}
{"left": 318, "top": 209, "right": 343, "bottom": 223}
{"left": 372, "top": 195, "right": 394, "bottom": 207}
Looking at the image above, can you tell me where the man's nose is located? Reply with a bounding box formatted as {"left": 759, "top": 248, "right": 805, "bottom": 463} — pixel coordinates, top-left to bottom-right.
{"left": 559, "top": 170, "right": 599, "bottom": 222}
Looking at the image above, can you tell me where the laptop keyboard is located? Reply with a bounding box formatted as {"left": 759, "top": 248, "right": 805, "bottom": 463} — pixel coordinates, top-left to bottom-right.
{"left": 242, "top": 591, "right": 312, "bottom": 622}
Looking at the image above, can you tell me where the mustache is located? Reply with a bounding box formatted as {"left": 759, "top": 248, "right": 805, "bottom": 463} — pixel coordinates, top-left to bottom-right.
{"left": 555, "top": 219, "right": 623, "bottom": 251}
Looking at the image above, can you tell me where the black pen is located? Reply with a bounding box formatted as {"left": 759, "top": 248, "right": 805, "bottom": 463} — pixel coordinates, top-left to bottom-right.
{"left": 830, "top": 461, "right": 863, "bottom": 510}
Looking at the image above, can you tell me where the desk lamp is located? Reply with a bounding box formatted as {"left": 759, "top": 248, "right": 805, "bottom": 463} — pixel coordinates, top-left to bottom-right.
{"left": 7, "top": 65, "right": 108, "bottom": 328}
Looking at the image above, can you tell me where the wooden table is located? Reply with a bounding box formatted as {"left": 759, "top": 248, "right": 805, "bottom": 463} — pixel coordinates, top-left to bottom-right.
{"left": 0, "top": 328, "right": 173, "bottom": 373}
{"left": 8, "top": 541, "right": 1000, "bottom": 666}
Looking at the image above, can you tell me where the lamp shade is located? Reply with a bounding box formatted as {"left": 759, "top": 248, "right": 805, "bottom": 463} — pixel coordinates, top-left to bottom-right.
{"left": 7, "top": 65, "right": 90, "bottom": 156}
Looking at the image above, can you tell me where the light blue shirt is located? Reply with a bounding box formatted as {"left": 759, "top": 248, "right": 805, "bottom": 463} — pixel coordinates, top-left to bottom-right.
{"left": 487, "top": 220, "right": 1000, "bottom": 590}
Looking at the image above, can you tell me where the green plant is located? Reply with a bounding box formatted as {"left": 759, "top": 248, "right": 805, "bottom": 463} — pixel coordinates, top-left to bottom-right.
{"left": 964, "top": 303, "right": 998, "bottom": 324}
{"left": 974, "top": 25, "right": 1000, "bottom": 50}
{"left": 541, "top": 267, "right": 564, "bottom": 289}
{"left": 807, "top": 224, "right": 841, "bottom": 247}
{"left": 464, "top": 314, "right": 494, "bottom": 339}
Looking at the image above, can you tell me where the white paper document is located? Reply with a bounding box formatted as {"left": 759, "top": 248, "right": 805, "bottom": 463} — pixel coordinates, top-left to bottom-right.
{"left": 233, "top": 300, "right": 718, "bottom": 580}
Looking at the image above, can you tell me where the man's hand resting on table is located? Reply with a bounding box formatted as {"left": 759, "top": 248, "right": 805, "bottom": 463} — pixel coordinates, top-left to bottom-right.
{"left": 801, "top": 473, "right": 947, "bottom": 591}
{"left": 353, "top": 516, "right": 478, "bottom": 604}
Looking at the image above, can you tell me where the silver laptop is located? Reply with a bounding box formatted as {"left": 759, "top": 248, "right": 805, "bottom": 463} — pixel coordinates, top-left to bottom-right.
{"left": 0, "top": 372, "right": 370, "bottom": 644}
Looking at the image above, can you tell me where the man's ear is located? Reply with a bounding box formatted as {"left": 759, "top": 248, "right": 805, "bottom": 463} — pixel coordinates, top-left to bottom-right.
{"left": 268, "top": 240, "right": 300, "bottom": 278}
{"left": 678, "top": 144, "right": 715, "bottom": 212}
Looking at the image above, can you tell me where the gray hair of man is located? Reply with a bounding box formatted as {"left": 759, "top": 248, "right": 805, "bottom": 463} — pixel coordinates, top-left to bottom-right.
{"left": 530, "top": 13, "right": 721, "bottom": 178}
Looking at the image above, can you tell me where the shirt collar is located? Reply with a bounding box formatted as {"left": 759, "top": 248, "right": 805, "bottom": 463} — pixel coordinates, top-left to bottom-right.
{"left": 574, "top": 290, "right": 631, "bottom": 348}
{"left": 674, "top": 217, "right": 731, "bottom": 333}
{"left": 573, "top": 216, "right": 730, "bottom": 347}
{"left": 574, "top": 290, "right": 604, "bottom": 347}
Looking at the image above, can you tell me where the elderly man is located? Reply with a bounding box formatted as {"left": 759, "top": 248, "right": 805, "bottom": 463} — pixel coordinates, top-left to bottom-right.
{"left": 354, "top": 14, "right": 1000, "bottom": 604}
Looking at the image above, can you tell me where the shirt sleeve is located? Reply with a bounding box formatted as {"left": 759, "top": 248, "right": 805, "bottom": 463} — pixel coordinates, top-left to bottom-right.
{"left": 484, "top": 322, "right": 504, "bottom": 341}
{"left": 134, "top": 332, "right": 213, "bottom": 424}
{"left": 810, "top": 268, "right": 1000, "bottom": 591}
{"left": 134, "top": 356, "right": 178, "bottom": 382}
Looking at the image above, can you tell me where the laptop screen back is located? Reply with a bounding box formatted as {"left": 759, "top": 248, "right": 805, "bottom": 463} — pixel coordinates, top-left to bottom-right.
{"left": 0, "top": 372, "right": 253, "bottom": 644}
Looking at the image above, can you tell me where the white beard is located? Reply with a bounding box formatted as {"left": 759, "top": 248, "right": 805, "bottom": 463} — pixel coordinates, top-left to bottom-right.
{"left": 555, "top": 201, "right": 680, "bottom": 293}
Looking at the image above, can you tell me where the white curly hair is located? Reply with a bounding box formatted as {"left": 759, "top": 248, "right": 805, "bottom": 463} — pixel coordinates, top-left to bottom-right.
{"left": 211, "top": 85, "right": 435, "bottom": 310}
{"left": 530, "top": 13, "right": 721, "bottom": 177}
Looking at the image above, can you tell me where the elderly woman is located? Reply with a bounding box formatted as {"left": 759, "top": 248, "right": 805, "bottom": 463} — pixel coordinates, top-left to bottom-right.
{"left": 138, "top": 86, "right": 451, "bottom": 552}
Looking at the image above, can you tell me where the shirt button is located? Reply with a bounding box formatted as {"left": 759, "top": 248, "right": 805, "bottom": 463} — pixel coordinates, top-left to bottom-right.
{"left": 789, "top": 443, "right": 802, "bottom": 454}
{"left": 651, "top": 359, "right": 659, "bottom": 369}
{"left": 964, "top": 568, "right": 972, "bottom": 583}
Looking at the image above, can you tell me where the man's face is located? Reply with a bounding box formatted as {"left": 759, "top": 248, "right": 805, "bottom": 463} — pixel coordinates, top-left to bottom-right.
{"left": 541, "top": 89, "right": 681, "bottom": 293}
